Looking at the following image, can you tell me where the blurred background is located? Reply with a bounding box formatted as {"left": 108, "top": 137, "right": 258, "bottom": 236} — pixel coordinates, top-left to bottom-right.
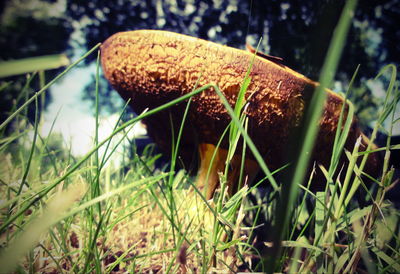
{"left": 0, "top": 0, "right": 399, "bottom": 156}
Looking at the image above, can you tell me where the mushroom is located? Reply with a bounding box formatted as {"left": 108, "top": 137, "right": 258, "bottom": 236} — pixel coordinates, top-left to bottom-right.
{"left": 101, "top": 29, "right": 381, "bottom": 199}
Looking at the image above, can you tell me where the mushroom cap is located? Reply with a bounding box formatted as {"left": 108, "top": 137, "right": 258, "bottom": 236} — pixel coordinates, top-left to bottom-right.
{"left": 101, "top": 30, "right": 381, "bottom": 184}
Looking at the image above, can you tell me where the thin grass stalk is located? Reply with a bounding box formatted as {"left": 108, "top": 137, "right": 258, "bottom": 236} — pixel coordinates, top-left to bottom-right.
{"left": 39, "top": 70, "right": 46, "bottom": 126}
{"left": 237, "top": 118, "right": 249, "bottom": 190}
{"left": 48, "top": 225, "right": 74, "bottom": 269}
{"left": 329, "top": 65, "right": 359, "bottom": 174}
{"left": 344, "top": 71, "right": 398, "bottom": 273}
{"left": 0, "top": 83, "right": 212, "bottom": 234}
{"left": 87, "top": 100, "right": 132, "bottom": 198}
{"left": 306, "top": 118, "right": 353, "bottom": 270}
{"left": 212, "top": 87, "right": 278, "bottom": 190}
{"left": 0, "top": 131, "right": 26, "bottom": 153}
{"left": 0, "top": 72, "right": 36, "bottom": 139}
{"left": 0, "top": 81, "right": 11, "bottom": 91}
{"left": 0, "top": 183, "right": 85, "bottom": 273}
{"left": 288, "top": 245, "right": 303, "bottom": 273}
{"left": 226, "top": 39, "right": 259, "bottom": 174}
{"left": 382, "top": 83, "right": 399, "bottom": 176}
{"left": 167, "top": 98, "right": 193, "bottom": 247}
{"left": 38, "top": 242, "right": 65, "bottom": 273}
{"left": 165, "top": 220, "right": 194, "bottom": 273}
{"left": 343, "top": 64, "right": 397, "bottom": 214}
{"left": 82, "top": 212, "right": 105, "bottom": 273}
{"left": 289, "top": 169, "right": 314, "bottom": 241}
{"left": 334, "top": 139, "right": 361, "bottom": 219}
{"left": 213, "top": 118, "right": 249, "bottom": 268}
{"left": 99, "top": 124, "right": 134, "bottom": 172}
{"left": 105, "top": 244, "right": 136, "bottom": 274}
{"left": 208, "top": 84, "right": 279, "bottom": 268}
{"left": 94, "top": 50, "right": 101, "bottom": 207}
{"left": 16, "top": 96, "right": 39, "bottom": 195}
{"left": 38, "top": 108, "right": 63, "bottom": 175}
{"left": 267, "top": 0, "right": 357, "bottom": 271}
{"left": 146, "top": 184, "right": 193, "bottom": 245}
{"left": 209, "top": 49, "right": 257, "bottom": 267}
{"left": 64, "top": 175, "right": 167, "bottom": 222}
{"left": 324, "top": 66, "right": 358, "bottom": 214}
{"left": 16, "top": 73, "right": 38, "bottom": 115}
{"left": 0, "top": 44, "right": 101, "bottom": 132}
{"left": 186, "top": 161, "right": 231, "bottom": 231}
{"left": 302, "top": 141, "right": 361, "bottom": 271}
{"left": 85, "top": 193, "right": 95, "bottom": 272}
{"left": 164, "top": 75, "right": 203, "bottom": 239}
{"left": 99, "top": 100, "right": 131, "bottom": 169}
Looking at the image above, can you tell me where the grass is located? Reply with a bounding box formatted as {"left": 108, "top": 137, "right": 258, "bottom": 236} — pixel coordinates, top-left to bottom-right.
{"left": 1, "top": 1, "right": 400, "bottom": 272}
{"left": 0, "top": 54, "right": 69, "bottom": 78}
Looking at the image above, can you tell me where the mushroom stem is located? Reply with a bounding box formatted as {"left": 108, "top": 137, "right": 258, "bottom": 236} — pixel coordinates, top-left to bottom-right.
{"left": 197, "top": 143, "right": 259, "bottom": 199}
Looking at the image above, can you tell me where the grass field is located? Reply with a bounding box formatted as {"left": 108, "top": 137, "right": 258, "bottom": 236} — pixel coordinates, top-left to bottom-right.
{"left": 1, "top": 0, "right": 400, "bottom": 272}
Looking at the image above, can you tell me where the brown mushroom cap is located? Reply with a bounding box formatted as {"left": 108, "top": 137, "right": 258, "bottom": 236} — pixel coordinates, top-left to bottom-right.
{"left": 101, "top": 29, "right": 381, "bottom": 195}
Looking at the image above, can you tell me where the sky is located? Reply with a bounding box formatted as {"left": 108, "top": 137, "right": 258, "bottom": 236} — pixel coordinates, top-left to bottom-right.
{"left": 41, "top": 65, "right": 146, "bottom": 157}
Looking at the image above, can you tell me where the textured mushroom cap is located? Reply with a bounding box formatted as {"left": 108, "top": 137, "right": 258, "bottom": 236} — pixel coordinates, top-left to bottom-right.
{"left": 101, "top": 30, "right": 381, "bottom": 183}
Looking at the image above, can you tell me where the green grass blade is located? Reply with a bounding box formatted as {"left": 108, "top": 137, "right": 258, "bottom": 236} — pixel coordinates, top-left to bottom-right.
{"left": 0, "top": 54, "right": 70, "bottom": 78}
{"left": 0, "top": 183, "right": 85, "bottom": 273}
{"left": 0, "top": 44, "right": 100, "bottom": 132}
{"left": 16, "top": 95, "right": 40, "bottom": 195}
{"left": 212, "top": 86, "right": 279, "bottom": 190}
{"left": 343, "top": 64, "right": 397, "bottom": 212}
{"left": 0, "top": 82, "right": 219, "bottom": 235}
{"left": 314, "top": 191, "right": 326, "bottom": 270}
{"left": 282, "top": 240, "right": 325, "bottom": 254}
{"left": 370, "top": 245, "right": 400, "bottom": 272}
{"left": 267, "top": 0, "right": 358, "bottom": 271}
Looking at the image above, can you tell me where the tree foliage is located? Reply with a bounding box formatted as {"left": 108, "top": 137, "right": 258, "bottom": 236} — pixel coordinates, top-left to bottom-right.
{"left": 65, "top": 0, "right": 398, "bottom": 77}
{"left": 0, "top": 0, "right": 72, "bottom": 127}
